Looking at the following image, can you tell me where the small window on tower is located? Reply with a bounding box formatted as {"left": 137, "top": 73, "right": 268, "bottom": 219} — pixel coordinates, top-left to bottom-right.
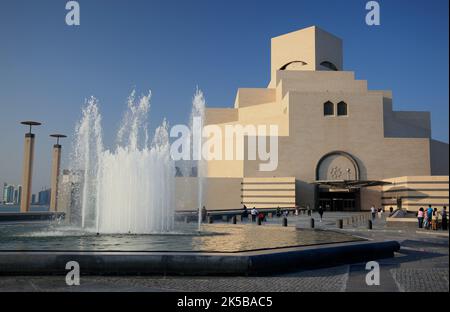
{"left": 324, "top": 101, "right": 334, "bottom": 116}
{"left": 337, "top": 101, "right": 348, "bottom": 116}
{"left": 320, "top": 61, "right": 338, "bottom": 71}
{"left": 279, "top": 61, "right": 308, "bottom": 70}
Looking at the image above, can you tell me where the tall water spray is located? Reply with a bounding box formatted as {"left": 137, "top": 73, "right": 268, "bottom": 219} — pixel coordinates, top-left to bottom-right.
{"left": 70, "top": 91, "right": 175, "bottom": 234}
{"left": 71, "top": 97, "right": 103, "bottom": 229}
{"left": 191, "top": 89, "right": 207, "bottom": 230}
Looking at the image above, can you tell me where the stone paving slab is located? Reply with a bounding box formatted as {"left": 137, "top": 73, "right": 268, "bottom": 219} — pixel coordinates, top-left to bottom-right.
{"left": 391, "top": 268, "right": 449, "bottom": 292}
{"left": 345, "top": 263, "right": 399, "bottom": 292}
{"left": 0, "top": 265, "right": 350, "bottom": 292}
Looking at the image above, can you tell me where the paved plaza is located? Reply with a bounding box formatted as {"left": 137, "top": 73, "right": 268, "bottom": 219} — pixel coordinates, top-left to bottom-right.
{"left": 0, "top": 212, "right": 448, "bottom": 292}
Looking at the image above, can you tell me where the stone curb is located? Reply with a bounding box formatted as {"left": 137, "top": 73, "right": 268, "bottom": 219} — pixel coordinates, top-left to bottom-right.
{"left": 0, "top": 240, "right": 400, "bottom": 276}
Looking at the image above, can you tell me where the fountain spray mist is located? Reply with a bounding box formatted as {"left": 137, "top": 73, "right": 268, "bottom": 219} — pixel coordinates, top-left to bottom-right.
{"left": 190, "top": 88, "right": 207, "bottom": 230}
{"left": 71, "top": 97, "right": 103, "bottom": 229}
{"left": 70, "top": 91, "right": 175, "bottom": 234}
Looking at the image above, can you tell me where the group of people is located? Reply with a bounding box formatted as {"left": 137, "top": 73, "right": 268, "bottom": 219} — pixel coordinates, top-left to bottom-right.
{"left": 417, "top": 205, "right": 447, "bottom": 230}
{"left": 242, "top": 205, "right": 264, "bottom": 222}
{"left": 242, "top": 205, "right": 289, "bottom": 223}
{"left": 275, "top": 206, "right": 289, "bottom": 218}
{"left": 370, "top": 206, "right": 385, "bottom": 221}
{"left": 242, "top": 205, "right": 325, "bottom": 224}
{"left": 223, "top": 204, "right": 448, "bottom": 232}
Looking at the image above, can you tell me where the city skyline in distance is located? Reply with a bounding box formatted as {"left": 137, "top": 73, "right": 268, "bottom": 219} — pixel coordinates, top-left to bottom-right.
{"left": 1, "top": 182, "right": 50, "bottom": 206}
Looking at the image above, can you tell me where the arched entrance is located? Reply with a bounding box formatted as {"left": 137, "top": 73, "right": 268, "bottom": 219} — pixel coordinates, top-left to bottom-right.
{"left": 315, "top": 151, "right": 361, "bottom": 211}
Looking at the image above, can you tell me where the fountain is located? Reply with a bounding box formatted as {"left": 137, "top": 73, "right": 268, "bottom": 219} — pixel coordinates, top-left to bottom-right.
{"left": 69, "top": 91, "right": 175, "bottom": 234}
{"left": 0, "top": 89, "right": 399, "bottom": 276}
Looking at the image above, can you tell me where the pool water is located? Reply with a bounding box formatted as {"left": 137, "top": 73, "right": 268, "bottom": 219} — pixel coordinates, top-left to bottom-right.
{"left": 0, "top": 222, "right": 364, "bottom": 253}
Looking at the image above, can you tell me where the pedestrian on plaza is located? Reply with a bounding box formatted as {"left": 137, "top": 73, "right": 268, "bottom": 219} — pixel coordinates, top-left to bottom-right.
{"left": 201, "top": 206, "right": 207, "bottom": 222}
{"left": 242, "top": 205, "right": 249, "bottom": 220}
{"left": 318, "top": 205, "right": 324, "bottom": 222}
{"left": 423, "top": 212, "right": 429, "bottom": 229}
{"left": 258, "top": 212, "right": 265, "bottom": 223}
{"left": 426, "top": 205, "right": 433, "bottom": 229}
{"left": 377, "top": 208, "right": 383, "bottom": 219}
{"left": 307, "top": 204, "right": 312, "bottom": 216}
{"left": 417, "top": 207, "right": 424, "bottom": 229}
{"left": 432, "top": 208, "right": 440, "bottom": 230}
{"left": 371, "top": 205, "right": 376, "bottom": 221}
{"left": 251, "top": 207, "right": 258, "bottom": 222}
{"left": 441, "top": 206, "right": 448, "bottom": 230}
{"left": 276, "top": 206, "right": 281, "bottom": 217}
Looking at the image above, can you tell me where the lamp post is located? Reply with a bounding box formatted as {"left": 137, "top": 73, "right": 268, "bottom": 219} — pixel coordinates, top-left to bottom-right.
{"left": 49, "top": 134, "right": 67, "bottom": 212}
{"left": 20, "top": 121, "right": 41, "bottom": 212}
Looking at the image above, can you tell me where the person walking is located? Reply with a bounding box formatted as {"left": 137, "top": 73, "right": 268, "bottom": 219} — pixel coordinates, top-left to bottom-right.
{"left": 432, "top": 208, "right": 440, "bottom": 230}
{"left": 307, "top": 204, "right": 312, "bottom": 216}
{"left": 251, "top": 207, "right": 258, "bottom": 222}
{"left": 417, "top": 207, "right": 424, "bottom": 229}
{"left": 201, "top": 206, "right": 207, "bottom": 222}
{"left": 276, "top": 206, "right": 281, "bottom": 217}
{"left": 377, "top": 208, "right": 383, "bottom": 219}
{"left": 242, "top": 205, "right": 249, "bottom": 221}
{"left": 258, "top": 211, "right": 265, "bottom": 223}
{"left": 371, "top": 205, "right": 376, "bottom": 221}
{"left": 318, "top": 205, "right": 324, "bottom": 222}
{"left": 426, "top": 205, "right": 433, "bottom": 230}
{"left": 441, "top": 206, "right": 448, "bottom": 230}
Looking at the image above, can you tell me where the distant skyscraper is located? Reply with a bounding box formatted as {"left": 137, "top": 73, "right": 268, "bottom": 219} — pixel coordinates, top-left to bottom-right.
{"left": 31, "top": 194, "right": 36, "bottom": 205}
{"left": 13, "top": 185, "right": 22, "bottom": 205}
{"left": 38, "top": 188, "right": 51, "bottom": 206}
{"left": 2, "top": 184, "right": 15, "bottom": 204}
{"left": 7, "top": 185, "right": 14, "bottom": 204}
{"left": 2, "top": 183, "right": 7, "bottom": 203}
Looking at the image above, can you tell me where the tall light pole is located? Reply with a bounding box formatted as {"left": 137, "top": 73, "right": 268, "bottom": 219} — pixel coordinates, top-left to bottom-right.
{"left": 20, "top": 121, "right": 41, "bottom": 213}
{"left": 49, "top": 134, "right": 67, "bottom": 212}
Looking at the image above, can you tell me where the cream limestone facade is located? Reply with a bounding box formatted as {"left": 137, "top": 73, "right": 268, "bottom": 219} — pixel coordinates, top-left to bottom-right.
{"left": 175, "top": 26, "right": 449, "bottom": 212}
{"left": 381, "top": 176, "right": 449, "bottom": 212}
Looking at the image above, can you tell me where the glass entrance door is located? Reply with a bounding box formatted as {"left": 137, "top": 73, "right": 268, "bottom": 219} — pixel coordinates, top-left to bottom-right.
{"left": 318, "top": 190, "right": 359, "bottom": 211}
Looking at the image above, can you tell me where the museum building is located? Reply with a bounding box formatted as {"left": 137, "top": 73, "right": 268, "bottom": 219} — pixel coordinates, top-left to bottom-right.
{"left": 176, "top": 26, "right": 449, "bottom": 212}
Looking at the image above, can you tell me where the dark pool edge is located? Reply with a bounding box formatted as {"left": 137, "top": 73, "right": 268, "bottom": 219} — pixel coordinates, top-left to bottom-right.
{"left": 0, "top": 212, "right": 64, "bottom": 222}
{"left": 0, "top": 240, "right": 400, "bottom": 276}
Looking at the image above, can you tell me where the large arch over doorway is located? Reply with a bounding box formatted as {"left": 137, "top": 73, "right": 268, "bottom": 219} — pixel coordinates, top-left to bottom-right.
{"left": 315, "top": 151, "right": 361, "bottom": 211}
{"left": 315, "top": 151, "right": 360, "bottom": 181}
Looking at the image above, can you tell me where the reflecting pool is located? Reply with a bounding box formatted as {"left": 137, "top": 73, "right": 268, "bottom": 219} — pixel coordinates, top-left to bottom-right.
{"left": 0, "top": 222, "right": 363, "bottom": 253}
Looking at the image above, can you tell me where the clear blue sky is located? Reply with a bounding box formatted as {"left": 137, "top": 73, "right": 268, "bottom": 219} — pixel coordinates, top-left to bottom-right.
{"left": 0, "top": 0, "right": 448, "bottom": 194}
